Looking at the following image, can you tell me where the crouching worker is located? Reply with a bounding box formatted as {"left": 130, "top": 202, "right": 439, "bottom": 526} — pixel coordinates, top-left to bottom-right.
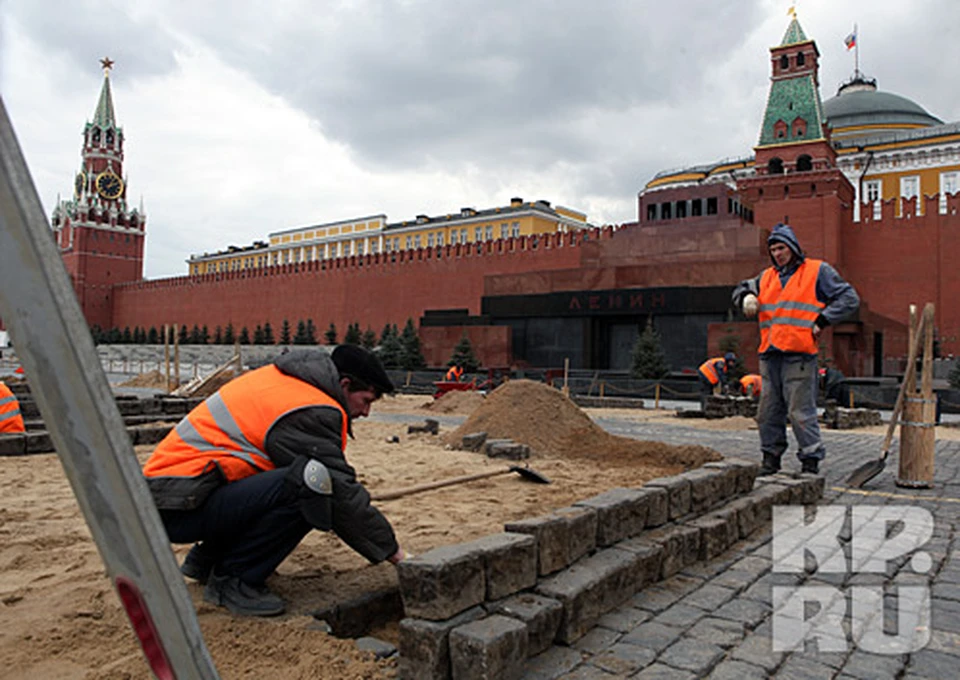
{"left": 740, "top": 373, "right": 762, "bottom": 400}
{"left": 142, "top": 345, "right": 406, "bottom": 617}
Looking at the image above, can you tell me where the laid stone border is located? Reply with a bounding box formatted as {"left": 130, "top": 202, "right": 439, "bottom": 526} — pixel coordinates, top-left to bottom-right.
{"left": 822, "top": 401, "right": 882, "bottom": 429}
{"left": 394, "top": 461, "right": 824, "bottom": 680}
{"left": 0, "top": 421, "right": 173, "bottom": 456}
{"left": 570, "top": 396, "right": 646, "bottom": 409}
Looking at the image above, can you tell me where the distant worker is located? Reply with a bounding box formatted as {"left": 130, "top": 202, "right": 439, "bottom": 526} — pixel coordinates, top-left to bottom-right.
{"left": 445, "top": 363, "right": 464, "bottom": 382}
{"left": 819, "top": 365, "right": 849, "bottom": 405}
{"left": 733, "top": 223, "right": 859, "bottom": 476}
{"left": 740, "top": 373, "right": 763, "bottom": 399}
{"left": 143, "top": 346, "right": 407, "bottom": 617}
{"left": 697, "top": 353, "right": 736, "bottom": 409}
{"left": 0, "top": 380, "right": 25, "bottom": 433}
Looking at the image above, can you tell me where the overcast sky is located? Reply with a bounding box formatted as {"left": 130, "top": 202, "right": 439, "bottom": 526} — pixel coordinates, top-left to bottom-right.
{"left": 2, "top": 0, "right": 957, "bottom": 279}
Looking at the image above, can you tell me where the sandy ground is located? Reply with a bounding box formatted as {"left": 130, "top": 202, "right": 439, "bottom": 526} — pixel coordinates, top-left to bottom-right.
{"left": 2, "top": 390, "right": 957, "bottom": 679}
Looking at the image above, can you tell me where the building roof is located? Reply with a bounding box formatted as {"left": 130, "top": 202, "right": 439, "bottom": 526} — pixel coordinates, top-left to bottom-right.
{"left": 780, "top": 17, "right": 807, "bottom": 45}
{"left": 823, "top": 76, "right": 943, "bottom": 137}
{"left": 91, "top": 72, "right": 116, "bottom": 129}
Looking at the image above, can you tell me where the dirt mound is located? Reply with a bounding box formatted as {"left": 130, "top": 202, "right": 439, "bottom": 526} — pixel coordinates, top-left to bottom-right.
{"left": 421, "top": 389, "right": 486, "bottom": 414}
{"left": 118, "top": 369, "right": 169, "bottom": 389}
{"left": 445, "top": 380, "right": 721, "bottom": 469}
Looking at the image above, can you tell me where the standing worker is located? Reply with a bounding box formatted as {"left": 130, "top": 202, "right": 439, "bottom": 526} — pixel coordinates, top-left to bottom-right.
{"left": 740, "top": 373, "right": 763, "bottom": 399}
{"left": 445, "top": 363, "right": 464, "bottom": 382}
{"left": 0, "top": 380, "right": 25, "bottom": 433}
{"left": 733, "top": 223, "right": 859, "bottom": 475}
{"left": 697, "top": 353, "right": 736, "bottom": 409}
{"left": 142, "top": 346, "right": 407, "bottom": 617}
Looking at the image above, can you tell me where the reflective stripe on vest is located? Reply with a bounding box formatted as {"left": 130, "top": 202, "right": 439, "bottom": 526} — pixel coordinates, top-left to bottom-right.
{"left": 758, "top": 259, "right": 824, "bottom": 354}
{"left": 143, "top": 365, "right": 347, "bottom": 483}
{"left": 0, "top": 387, "right": 25, "bottom": 433}
{"left": 698, "top": 358, "right": 725, "bottom": 385}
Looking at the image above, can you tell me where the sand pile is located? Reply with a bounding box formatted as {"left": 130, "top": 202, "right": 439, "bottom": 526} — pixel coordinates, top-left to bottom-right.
{"left": 119, "top": 369, "right": 169, "bottom": 389}
{"left": 421, "top": 389, "right": 486, "bottom": 414}
{"left": 445, "top": 379, "right": 721, "bottom": 469}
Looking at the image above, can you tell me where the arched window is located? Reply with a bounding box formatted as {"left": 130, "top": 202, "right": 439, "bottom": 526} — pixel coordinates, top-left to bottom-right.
{"left": 92, "top": 128, "right": 101, "bottom": 144}
{"left": 768, "top": 158, "right": 784, "bottom": 175}
{"left": 774, "top": 119, "right": 788, "bottom": 139}
{"left": 780, "top": 54, "right": 789, "bottom": 70}
{"left": 796, "top": 155, "right": 813, "bottom": 172}
{"left": 796, "top": 51, "right": 805, "bottom": 66}
{"left": 792, "top": 117, "right": 807, "bottom": 138}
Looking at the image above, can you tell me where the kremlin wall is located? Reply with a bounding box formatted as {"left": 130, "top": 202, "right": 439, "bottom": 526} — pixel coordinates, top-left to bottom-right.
{"left": 8, "top": 17, "right": 959, "bottom": 376}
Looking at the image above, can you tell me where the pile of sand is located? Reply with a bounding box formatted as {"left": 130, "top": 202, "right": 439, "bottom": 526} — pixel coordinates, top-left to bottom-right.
{"left": 421, "top": 389, "right": 486, "bottom": 414}
{"left": 445, "top": 380, "right": 721, "bottom": 469}
{"left": 118, "top": 369, "right": 169, "bottom": 389}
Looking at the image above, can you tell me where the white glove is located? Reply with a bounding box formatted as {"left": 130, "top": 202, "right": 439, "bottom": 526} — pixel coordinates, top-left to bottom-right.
{"left": 742, "top": 294, "right": 759, "bottom": 318}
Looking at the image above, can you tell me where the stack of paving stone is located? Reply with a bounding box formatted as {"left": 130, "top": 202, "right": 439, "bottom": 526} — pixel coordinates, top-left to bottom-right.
{"left": 704, "top": 395, "right": 757, "bottom": 419}
{"left": 571, "top": 396, "right": 645, "bottom": 409}
{"left": 458, "top": 432, "right": 531, "bottom": 461}
{"left": 821, "top": 399, "right": 882, "bottom": 429}
{"left": 394, "top": 459, "right": 824, "bottom": 679}
{"left": 0, "top": 394, "right": 202, "bottom": 455}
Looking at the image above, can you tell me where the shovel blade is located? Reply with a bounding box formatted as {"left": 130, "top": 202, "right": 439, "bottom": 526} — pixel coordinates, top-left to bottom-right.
{"left": 508, "top": 465, "right": 551, "bottom": 484}
{"left": 846, "top": 456, "right": 886, "bottom": 488}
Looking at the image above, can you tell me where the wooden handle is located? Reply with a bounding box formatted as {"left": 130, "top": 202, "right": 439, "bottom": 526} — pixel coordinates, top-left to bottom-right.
{"left": 882, "top": 310, "right": 927, "bottom": 454}
{"left": 372, "top": 468, "right": 513, "bottom": 501}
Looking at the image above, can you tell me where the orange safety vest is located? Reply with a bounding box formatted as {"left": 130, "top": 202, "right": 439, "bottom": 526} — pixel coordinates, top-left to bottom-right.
{"left": 144, "top": 365, "right": 347, "bottom": 483}
{"left": 740, "top": 374, "right": 762, "bottom": 396}
{"left": 758, "top": 259, "right": 824, "bottom": 355}
{"left": 445, "top": 366, "right": 463, "bottom": 381}
{"left": 0, "top": 382, "right": 25, "bottom": 433}
{"left": 698, "top": 358, "right": 727, "bottom": 385}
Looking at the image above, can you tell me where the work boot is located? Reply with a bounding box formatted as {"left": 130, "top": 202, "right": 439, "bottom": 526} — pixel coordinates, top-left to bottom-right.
{"left": 800, "top": 458, "right": 820, "bottom": 475}
{"left": 203, "top": 570, "right": 285, "bottom": 617}
{"left": 758, "top": 452, "right": 782, "bottom": 476}
{"left": 180, "top": 543, "right": 215, "bottom": 584}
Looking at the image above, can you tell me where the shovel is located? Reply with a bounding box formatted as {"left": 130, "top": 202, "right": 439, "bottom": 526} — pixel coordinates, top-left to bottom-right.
{"left": 846, "top": 311, "right": 926, "bottom": 488}
{"left": 372, "top": 465, "right": 551, "bottom": 501}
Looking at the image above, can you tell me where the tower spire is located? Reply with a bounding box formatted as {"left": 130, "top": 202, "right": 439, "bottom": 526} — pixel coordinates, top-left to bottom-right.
{"left": 92, "top": 57, "right": 116, "bottom": 128}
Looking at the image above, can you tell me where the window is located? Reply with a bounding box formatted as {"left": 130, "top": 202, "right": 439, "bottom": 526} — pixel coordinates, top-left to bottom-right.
{"left": 485, "top": 225, "right": 493, "bottom": 241}
{"left": 500, "top": 223, "right": 509, "bottom": 239}
{"left": 796, "top": 154, "right": 812, "bottom": 172}
{"left": 675, "top": 201, "right": 686, "bottom": 219}
{"left": 450, "top": 230, "right": 458, "bottom": 245}
{"left": 330, "top": 243, "right": 338, "bottom": 257}
{"left": 460, "top": 228, "right": 468, "bottom": 243}
{"left": 940, "top": 172, "right": 958, "bottom": 214}
{"left": 342, "top": 242, "right": 351, "bottom": 256}
{"left": 774, "top": 120, "right": 787, "bottom": 139}
{"left": 393, "top": 237, "right": 400, "bottom": 251}
{"left": 768, "top": 158, "right": 784, "bottom": 174}
{"left": 792, "top": 118, "right": 807, "bottom": 138}
{"left": 706, "top": 197, "right": 718, "bottom": 215}
{"left": 437, "top": 232, "right": 444, "bottom": 246}
{"left": 370, "top": 241, "right": 379, "bottom": 254}
{"left": 292, "top": 249, "right": 300, "bottom": 262}
{"left": 647, "top": 204, "right": 658, "bottom": 221}
{"left": 780, "top": 54, "right": 789, "bottom": 70}
{"left": 512, "top": 221, "right": 520, "bottom": 237}
{"left": 796, "top": 51, "right": 805, "bottom": 66}
{"left": 691, "top": 198, "right": 702, "bottom": 216}
{"left": 414, "top": 235, "right": 421, "bottom": 248}
{"left": 474, "top": 227, "right": 482, "bottom": 242}
{"left": 660, "top": 202, "right": 672, "bottom": 219}
{"left": 901, "top": 175, "right": 920, "bottom": 215}
{"left": 406, "top": 236, "right": 412, "bottom": 249}
{"left": 356, "top": 240, "right": 364, "bottom": 255}
{"left": 427, "top": 233, "right": 435, "bottom": 247}
{"left": 282, "top": 250, "right": 290, "bottom": 263}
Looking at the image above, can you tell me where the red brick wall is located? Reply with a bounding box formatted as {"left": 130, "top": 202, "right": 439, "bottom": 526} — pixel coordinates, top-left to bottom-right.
{"left": 419, "top": 326, "right": 512, "bottom": 368}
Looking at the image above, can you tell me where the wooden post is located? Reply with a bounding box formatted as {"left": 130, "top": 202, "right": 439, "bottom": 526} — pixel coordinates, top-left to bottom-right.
{"left": 898, "top": 303, "right": 936, "bottom": 488}
{"left": 173, "top": 324, "right": 180, "bottom": 389}
{"left": 655, "top": 383, "right": 661, "bottom": 409}
{"left": 163, "top": 323, "right": 171, "bottom": 393}
{"left": 599, "top": 381, "right": 605, "bottom": 398}
{"left": 562, "top": 358, "right": 570, "bottom": 398}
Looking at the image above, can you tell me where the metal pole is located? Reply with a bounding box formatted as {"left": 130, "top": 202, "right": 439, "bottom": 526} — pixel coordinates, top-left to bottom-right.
{"left": 0, "top": 98, "right": 219, "bottom": 679}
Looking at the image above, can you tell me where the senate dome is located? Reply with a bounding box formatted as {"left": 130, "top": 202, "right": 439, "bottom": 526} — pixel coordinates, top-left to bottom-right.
{"left": 823, "top": 75, "right": 942, "bottom": 142}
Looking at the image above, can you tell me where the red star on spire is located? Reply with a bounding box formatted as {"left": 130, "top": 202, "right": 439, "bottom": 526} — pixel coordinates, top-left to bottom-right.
{"left": 100, "top": 57, "right": 115, "bottom": 72}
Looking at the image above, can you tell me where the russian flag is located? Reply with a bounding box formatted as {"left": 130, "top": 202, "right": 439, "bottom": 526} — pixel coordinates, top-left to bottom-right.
{"left": 844, "top": 31, "right": 857, "bottom": 50}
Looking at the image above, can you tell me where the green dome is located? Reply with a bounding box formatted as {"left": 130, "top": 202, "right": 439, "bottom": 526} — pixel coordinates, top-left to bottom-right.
{"left": 823, "top": 77, "right": 941, "bottom": 135}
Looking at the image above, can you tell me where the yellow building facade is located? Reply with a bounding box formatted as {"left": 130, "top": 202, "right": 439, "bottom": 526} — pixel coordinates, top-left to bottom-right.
{"left": 188, "top": 197, "right": 589, "bottom": 275}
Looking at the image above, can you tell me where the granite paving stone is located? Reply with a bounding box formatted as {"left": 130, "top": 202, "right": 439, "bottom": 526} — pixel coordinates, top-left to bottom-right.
{"left": 905, "top": 649, "right": 960, "bottom": 679}
{"left": 587, "top": 642, "right": 657, "bottom": 675}
{"left": 712, "top": 597, "right": 771, "bottom": 628}
{"left": 595, "top": 606, "right": 650, "bottom": 633}
{"left": 651, "top": 603, "right": 707, "bottom": 628}
{"left": 619, "top": 622, "right": 685, "bottom": 653}
{"left": 838, "top": 650, "right": 906, "bottom": 679}
{"left": 522, "top": 647, "right": 584, "bottom": 680}
{"left": 686, "top": 616, "right": 748, "bottom": 648}
{"left": 705, "top": 659, "right": 769, "bottom": 680}
{"left": 657, "top": 638, "right": 725, "bottom": 674}
{"left": 678, "top": 583, "right": 736, "bottom": 611}
{"left": 774, "top": 654, "right": 842, "bottom": 679}
{"left": 631, "top": 663, "right": 697, "bottom": 680}
{"left": 571, "top": 626, "right": 621, "bottom": 655}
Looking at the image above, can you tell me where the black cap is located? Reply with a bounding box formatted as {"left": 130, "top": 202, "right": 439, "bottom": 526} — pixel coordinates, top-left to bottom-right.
{"left": 331, "top": 345, "right": 395, "bottom": 396}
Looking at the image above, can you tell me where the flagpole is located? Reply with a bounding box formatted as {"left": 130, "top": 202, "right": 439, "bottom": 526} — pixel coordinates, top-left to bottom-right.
{"left": 855, "top": 23, "right": 859, "bottom": 76}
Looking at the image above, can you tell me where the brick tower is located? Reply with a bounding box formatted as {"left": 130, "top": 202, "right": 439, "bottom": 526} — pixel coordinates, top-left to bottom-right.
{"left": 738, "top": 14, "right": 854, "bottom": 267}
{"left": 51, "top": 58, "right": 145, "bottom": 332}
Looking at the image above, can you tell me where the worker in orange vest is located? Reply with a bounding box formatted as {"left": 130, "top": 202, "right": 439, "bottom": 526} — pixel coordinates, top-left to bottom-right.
{"left": 445, "top": 363, "right": 464, "bottom": 381}
{"left": 143, "top": 346, "right": 407, "bottom": 617}
{"left": 697, "top": 353, "right": 736, "bottom": 409}
{"left": 740, "top": 374, "right": 762, "bottom": 399}
{"left": 733, "top": 223, "right": 859, "bottom": 476}
{"left": 0, "top": 381, "right": 25, "bottom": 433}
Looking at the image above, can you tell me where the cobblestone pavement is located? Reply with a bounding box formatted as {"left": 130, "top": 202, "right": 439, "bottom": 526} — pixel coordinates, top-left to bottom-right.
{"left": 514, "top": 420, "right": 960, "bottom": 679}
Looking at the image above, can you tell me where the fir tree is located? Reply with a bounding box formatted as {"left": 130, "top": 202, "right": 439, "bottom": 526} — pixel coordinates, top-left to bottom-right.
{"left": 239, "top": 326, "right": 250, "bottom": 344}
{"left": 448, "top": 331, "right": 481, "bottom": 372}
{"left": 253, "top": 324, "right": 264, "bottom": 344}
{"left": 379, "top": 323, "right": 393, "bottom": 346}
{"left": 263, "top": 321, "right": 274, "bottom": 345}
{"left": 305, "top": 319, "right": 317, "bottom": 344}
{"left": 223, "top": 323, "right": 235, "bottom": 345}
{"left": 200, "top": 325, "right": 210, "bottom": 344}
{"left": 400, "top": 318, "right": 427, "bottom": 370}
{"left": 279, "top": 319, "right": 292, "bottom": 345}
{"left": 133, "top": 326, "right": 144, "bottom": 344}
{"left": 190, "top": 325, "right": 202, "bottom": 344}
{"left": 122, "top": 326, "right": 132, "bottom": 344}
{"left": 107, "top": 327, "right": 122, "bottom": 343}
{"left": 630, "top": 319, "right": 669, "bottom": 379}
{"left": 325, "top": 322, "right": 338, "bottom": 345}
{"left": 344, "top": 322, "right": 362, "bottom": 345}
{"left": 362, "top": 327, "right": 377, "bottom": 349}
{"left": 378, "top": 331, "right": 404, "bottom": 369}
{"left": 90, "top": 324, "right": 104, "bottom": 344}
{"left": 214, "top": 325, "right": 223, "bottom": 345}
{"left": 293, "top": 320, "right": 309, "bottom": 345}
{"left": 147, "top": 327, "right": 159, "bottom": 344}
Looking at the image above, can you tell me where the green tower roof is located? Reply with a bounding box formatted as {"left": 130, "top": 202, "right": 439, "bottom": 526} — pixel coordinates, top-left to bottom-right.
{"left": 92, "top": 71, "right": 116, "bottom": 129}
{"left": 780, "top": 17, "right": 807, "bottom": 45}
